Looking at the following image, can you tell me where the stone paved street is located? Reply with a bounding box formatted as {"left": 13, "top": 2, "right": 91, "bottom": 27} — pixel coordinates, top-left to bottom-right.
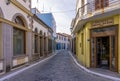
{"left": 4, "top": 51, "right": 113, "bottom": 81}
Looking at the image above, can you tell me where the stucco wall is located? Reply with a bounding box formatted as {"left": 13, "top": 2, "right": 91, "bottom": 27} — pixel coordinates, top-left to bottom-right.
{"left": 16, "top": 0, "right": 31, "bottom": 10}
{"left": 76, "top": 15, "right": 120, "bottom": 71}
{"left": 0, "top": 0, "right": 31, "bottom": 29}
{"left": 33, "top": 19, "right": 48, "bottom": 36}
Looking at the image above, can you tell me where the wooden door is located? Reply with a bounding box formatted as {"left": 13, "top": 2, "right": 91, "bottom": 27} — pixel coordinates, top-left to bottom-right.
{"left": 90, "top": 37, "right": 97, "bottom": 67}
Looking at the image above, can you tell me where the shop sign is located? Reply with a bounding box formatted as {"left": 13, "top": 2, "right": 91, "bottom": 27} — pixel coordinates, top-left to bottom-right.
{"left": 92, "top": 18, "right": 114, "bottom": 28}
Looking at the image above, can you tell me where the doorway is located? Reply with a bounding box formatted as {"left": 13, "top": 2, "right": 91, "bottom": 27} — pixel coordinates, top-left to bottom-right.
{"left": 96, "top": 36, "right": 109, "bottom": 69}
{"left": 90, "top": 26, "right": 118, "bottom": 72}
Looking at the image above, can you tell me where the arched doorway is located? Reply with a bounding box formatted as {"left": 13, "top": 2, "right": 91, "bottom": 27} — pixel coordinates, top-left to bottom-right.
{"left": 34, "top": 28, "right": 39, "bottom": 54}
{"left": 40, "top": 30, "right": 43, "bottom": 56}
{"left": 33, "top": 28, "right": 40, "bottom": 60}
{"left": 12, "top": 14, "right": 29, "bottom": 69}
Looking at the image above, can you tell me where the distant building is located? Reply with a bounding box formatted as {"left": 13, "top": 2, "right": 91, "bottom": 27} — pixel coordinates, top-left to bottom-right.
{"left": 56, "top": 33, "right": 71, "bottom": 50}
{"left": 31, "top": 8, "right": 53, "bottom": 60}
{"left": 32, "top": 11, "right": 57, "bottom": 52}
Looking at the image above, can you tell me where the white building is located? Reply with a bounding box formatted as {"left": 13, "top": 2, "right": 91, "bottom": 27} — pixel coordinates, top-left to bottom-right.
{"left": 56, "top": 33, "right": 71, "bottom": 50}
{"left": 0, "top": 0, "right": 53, "bottom": 74}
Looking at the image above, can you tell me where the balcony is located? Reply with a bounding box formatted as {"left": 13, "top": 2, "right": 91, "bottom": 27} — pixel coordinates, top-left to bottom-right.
{"left": 72, "top": 0, "right": 120, "bottom": 33}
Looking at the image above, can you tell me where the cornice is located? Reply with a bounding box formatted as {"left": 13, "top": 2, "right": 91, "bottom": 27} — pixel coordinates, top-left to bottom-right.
{"left": 0, "top": 17, "right": 31, "bottom": 31}
{"left": 10, "top": 0, "right": 33, "bottom": 16}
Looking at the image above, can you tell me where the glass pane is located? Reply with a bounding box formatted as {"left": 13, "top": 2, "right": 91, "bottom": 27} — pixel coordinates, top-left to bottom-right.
{"left": 111, "top": 36, "right": 115, "bottom": 70}
{"left": 13, "top": 28, "right": 25, "bottom": 55}
{"left": 15, "top": 16, "right": 25, "bottom": 26}
{"left": 34, "top": 35, "right": 38, "bottom": 53}
{"left": 91, "top": 38, "right": 95, "bottom": 66}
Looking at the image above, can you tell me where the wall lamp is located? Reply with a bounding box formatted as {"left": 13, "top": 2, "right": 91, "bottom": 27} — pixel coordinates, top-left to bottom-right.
{"left": 6, "top": 0, "right": 11, "bottom": 5}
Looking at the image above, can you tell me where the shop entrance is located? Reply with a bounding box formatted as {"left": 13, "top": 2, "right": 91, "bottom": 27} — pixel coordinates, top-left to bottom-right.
{"left": 90, "top": 26, "right": 118, "bottom": 72}
{"left": 96, "top": 36, "right": 109, "bottom": 69}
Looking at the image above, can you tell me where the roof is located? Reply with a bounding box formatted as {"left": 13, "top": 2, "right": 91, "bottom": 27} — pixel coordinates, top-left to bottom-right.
{"left": 31, "top": 8, "right": 53, "bottom": 32}
{"left": 57, "top": 33, "right": 71, "bottom": 38}
{"left": 36, "top": 13, "right": 56, "bottom": 29}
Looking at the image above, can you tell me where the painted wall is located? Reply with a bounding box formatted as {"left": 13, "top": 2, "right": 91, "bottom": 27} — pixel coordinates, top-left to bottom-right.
{"left": 76, "top": 15, "right": 120, "bottom": 72}
{"left": 0, "top": 0, "right": 31, "bottom": 29}
{"left": 33, "top": 19, "right": 48, "bottom": 36}
{"left": 76, "top": 22, "right": 90, "bottom": 67}
{"left": 36, "top": 13, "right": 56, "bottom": 38}
{"left": 16, "top": 0, "right": 31, "bottom": 10}
{"left": 0, "top": 0, "right": 32, "bottom": 71}
{"left": 114, "top": 15, "right": 120, "bottom": 73}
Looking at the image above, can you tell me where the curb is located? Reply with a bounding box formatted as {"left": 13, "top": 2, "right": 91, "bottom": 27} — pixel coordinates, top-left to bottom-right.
{"left": 0, "top": 53, "right": 57, "bottom": 81}
{"left": 69, "top": 51, "right": 120, "bottom": 81}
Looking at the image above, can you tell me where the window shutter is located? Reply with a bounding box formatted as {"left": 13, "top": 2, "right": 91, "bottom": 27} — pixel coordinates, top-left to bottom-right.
{"left": 95, "top": 0, "right": 100, "bottom": 10}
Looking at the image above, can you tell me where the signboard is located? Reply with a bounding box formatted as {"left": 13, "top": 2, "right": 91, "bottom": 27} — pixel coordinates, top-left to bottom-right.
{"left": 92, "top": 18, "right": 114, "bottom": 28}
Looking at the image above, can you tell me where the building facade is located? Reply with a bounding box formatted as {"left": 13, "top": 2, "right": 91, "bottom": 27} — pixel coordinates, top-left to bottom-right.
{"left": 71, "top": 0, "right": 120, "bottom": 73}
{"left": 36, "top": 13, "right": 57, "bottom": 52}
{"left": 0, "top": 0, "right": 53, "bottom": 74}
{"left": 56, "top": 33, "right": 71, "bottom": 50}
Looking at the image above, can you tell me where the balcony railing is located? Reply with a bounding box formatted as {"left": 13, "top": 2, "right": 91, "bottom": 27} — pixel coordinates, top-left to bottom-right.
{"left": 72, "top": 0, "right": 120, "bottom": 29}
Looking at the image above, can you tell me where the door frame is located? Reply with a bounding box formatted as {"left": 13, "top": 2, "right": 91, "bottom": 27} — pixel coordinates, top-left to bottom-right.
{"left": 90, "top": 25, "right": 118, "bottom": 72}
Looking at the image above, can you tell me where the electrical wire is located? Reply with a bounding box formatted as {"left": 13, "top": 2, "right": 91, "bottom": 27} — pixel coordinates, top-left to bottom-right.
{"left": 41, "top": 9, "right": 75, "bottom": 13}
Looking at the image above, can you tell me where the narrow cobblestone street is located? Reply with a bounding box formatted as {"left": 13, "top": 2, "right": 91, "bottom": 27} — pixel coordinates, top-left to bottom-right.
{"left": 4, "top": 51, "right": 113, "bottom": 81}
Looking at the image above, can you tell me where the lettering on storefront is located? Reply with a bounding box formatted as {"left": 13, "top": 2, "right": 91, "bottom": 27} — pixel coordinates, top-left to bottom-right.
{"left": 92, "top": 18, "right": 114, "bottom": 28}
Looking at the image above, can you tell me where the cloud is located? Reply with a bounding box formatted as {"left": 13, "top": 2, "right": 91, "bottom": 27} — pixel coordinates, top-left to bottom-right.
{"left": 32, "top": 0, "right": 76, "bottom": 34}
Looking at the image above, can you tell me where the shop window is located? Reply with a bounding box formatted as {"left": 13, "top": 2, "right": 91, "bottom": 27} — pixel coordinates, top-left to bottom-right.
{"left": 95, "top": 0, "right": 109, "bottom": 10}
{"left": 13, "top": 16, "right": 25, "bottom": 55}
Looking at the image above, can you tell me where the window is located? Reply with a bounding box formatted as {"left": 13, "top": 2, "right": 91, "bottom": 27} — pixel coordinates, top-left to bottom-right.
{"left": 13, "top": 16, "right": 25, "bottom": 55}
{"left": 95, "top": 0, "right": 109, "bottom": 10}
{"left": 34, "top": 35, "right": 38, "bottom": 53}
{"left": 34, "top": 28, "right": 38, "bottom": 53}
{"left": 15, "top": 16, "right": 25, "bottom": 26}
{"left": 81, "top": 33, "right": 84, "bottom": 54}
{"left": 57, "top": 35, "right": 58, "bottom": 39}
{"left": 23, "top": 0, "right": 27, "bottom": 2}
{"left": 13, "top": 28, "right": 25, "bottom": 55}
{"left": 59, "top": 36, "right": 61, "bottom": 40}
{"left": 81, "top": 0, "right": 85, "bottom": 15}
{"left": 64, "top": 37, "right": 66, "bottom": 41}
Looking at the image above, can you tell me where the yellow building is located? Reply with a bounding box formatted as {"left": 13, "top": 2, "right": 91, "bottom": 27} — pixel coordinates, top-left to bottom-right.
{"left": 71, "top": 0, "right": 120, "bottom": 73}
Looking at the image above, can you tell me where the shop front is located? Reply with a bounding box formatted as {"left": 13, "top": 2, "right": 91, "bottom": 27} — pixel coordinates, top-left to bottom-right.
{"left": 90, "top": 18, "right": 118, "bottom": 72}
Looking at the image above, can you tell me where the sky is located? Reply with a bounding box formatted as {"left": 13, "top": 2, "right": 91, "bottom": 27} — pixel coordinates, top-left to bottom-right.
{"left": 31, "top": 0, "right": 76, "bottom": 35}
